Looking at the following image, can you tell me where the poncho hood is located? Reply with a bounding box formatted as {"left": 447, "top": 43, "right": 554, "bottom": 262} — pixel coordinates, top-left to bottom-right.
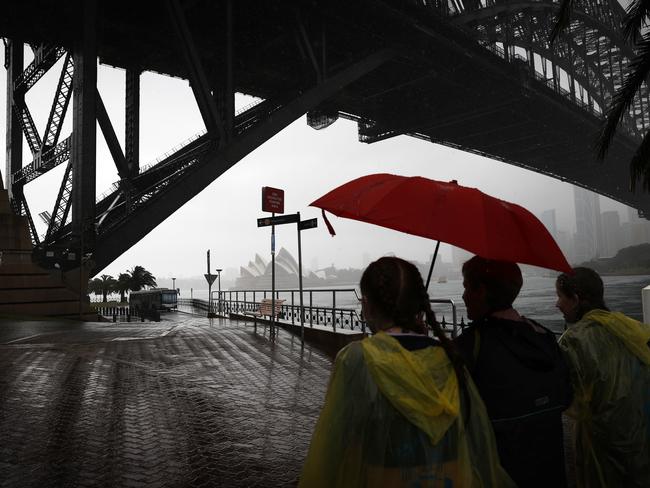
{"left": 361, "top": 332, "right": 460, "bottom": 444}
{"left": 584, "top": 309, "right": 650, "bottom": 365}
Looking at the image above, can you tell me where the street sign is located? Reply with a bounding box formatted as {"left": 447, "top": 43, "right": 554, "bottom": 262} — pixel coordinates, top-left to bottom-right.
{"left": 262, "top": 186, "right": 284, "bottom": 213}
{"left": 204, "top": 273, "right": 217, "bottom": 285}
{"left": 299, "top": 218, "right": 318, "bottom": 230}
{"left": 257, "top": 213, "right": 300, "bottom": 227}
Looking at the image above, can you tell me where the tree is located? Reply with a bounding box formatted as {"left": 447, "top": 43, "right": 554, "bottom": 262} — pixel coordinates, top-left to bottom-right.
{"left": 128, "top": 265, "right": 157, "bottom": 291}
{"left": 552, "top": 0, "right": 650, "bottom": 191}
{"left": 99, "top": 274, "right": 117, "bottom": 303}
{"left": 87, "top": 278, "right": 103, "bottom": 299}
{"left": 115, "top": 273, "right": 131, "bottom": 303}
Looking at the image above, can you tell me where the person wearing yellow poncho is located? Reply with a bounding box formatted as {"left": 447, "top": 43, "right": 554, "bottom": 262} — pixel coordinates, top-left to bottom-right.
{"left": 299, "top": 257, "right": 514, "bottom": 488}
{"left": 556, "top": 267, "right": 650, "bottom": 487}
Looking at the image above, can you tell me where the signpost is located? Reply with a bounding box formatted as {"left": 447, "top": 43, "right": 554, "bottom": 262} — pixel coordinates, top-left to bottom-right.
{"left": 257, "top": 200, "right": 318, "bottom": 343}
{"left": 205, "top": 250, "right": 217, "bottom": 317}
{"left": 261, "top": 187, "right": 285, "bottom": 335}
{"left": 296, "top": 213, "right": 317, "bottom": 343}
{"left": 299, "top": 218, "right": 318, "bottom": 230}
{"left": 257, "top": 214, "right": 300, "bottom": 227}
{"left": 262, "top": 186, "right": 284, "bottom": 213}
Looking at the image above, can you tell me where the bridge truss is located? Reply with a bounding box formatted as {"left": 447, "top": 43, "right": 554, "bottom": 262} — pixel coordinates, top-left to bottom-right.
{"left": 2, "top": 0, "right": 649, "bottom": 277}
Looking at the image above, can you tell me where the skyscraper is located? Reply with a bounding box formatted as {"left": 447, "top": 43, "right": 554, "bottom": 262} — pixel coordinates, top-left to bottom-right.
{"left": 574, "top": 187, "right": 602, "bottom": 263}
{"left": 540, "top": 209, "right": 558, "bottom": 240}
{"left": 600, "top": 210, "right": 621, "bottom": 257}
{"left": 623, "top": 205, "right": 650, "bottom": 247}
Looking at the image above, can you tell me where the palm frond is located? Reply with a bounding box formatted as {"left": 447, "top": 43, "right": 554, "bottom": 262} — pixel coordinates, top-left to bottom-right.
{"left": 629, "top": 127, "right": 650, "bottom": 191}
{"left": 549, "top": 0, "right": 575, "bottom": 44}
{"left": 622, "top": 0, "right": 650, "bottom": 43}
{"left": 596, "top": 32, "right": 650, "bottom": 159}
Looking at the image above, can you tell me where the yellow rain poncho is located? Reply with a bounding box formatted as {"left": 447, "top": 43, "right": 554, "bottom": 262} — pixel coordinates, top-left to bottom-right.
{"left": 299, "top": 333, "right": 514, "bottom": 487}
{"left": 559, "top": 310, "right": 650, "bottom": 488}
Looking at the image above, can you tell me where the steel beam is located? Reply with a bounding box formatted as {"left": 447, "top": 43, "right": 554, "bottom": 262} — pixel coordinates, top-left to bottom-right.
{"left": 18, "top": 193, "right": 39, "bottom": 245}
{"left": 125, "top": 69, "right": 140, "bottom": 176}
{"left": 212, "top": 0, "right": 234, "bottom": 142}
{"left": 45, "top": 160, "right": 73, "bottom": 240}
{"left": 96, "top": 89, "right": 129, "bottom": 178}
{"left": 42, "top": 53, "right": 73, "bottom": 151}
{"left": 71, "top": 0, "right": 97, "bottom": 243}
{"left": 4, "top": 39, "right": 22, "bottom": 196}
{"left": 165, "top": 0, "right": 225, "bottom": 141}
{"left": 225, "top": 0, "right": 234, "bottom": 140}
{"left": 13, "top": 44, "right": 66, "bottom": 95}
{"left": 92, "top": 50, "right": 394, "bottom": 272}
{"left": 296, "top": 10, "right": 322, "bottom": 81}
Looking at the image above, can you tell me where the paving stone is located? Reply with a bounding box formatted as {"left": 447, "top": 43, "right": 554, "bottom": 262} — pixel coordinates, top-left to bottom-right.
{"left": 0, "top": 313, "right": 332, "bottom": 487}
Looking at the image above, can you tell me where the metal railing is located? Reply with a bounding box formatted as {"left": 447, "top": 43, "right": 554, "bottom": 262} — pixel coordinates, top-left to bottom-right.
{"left": 212, "top": 288, "right": 366, "bottom": 332}
{"left": 430, "top": 299, "right": 460, "bottom": 338}
{"left": 179, "top": 288, "right": 462, "bottom": 337}
{"left": 92, "top": 304, "right": 158, "bottom": 322}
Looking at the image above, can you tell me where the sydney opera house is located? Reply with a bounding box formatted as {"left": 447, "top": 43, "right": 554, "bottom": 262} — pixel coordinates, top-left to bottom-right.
{"left": 235, "top": 248, "right": 326, "bottom": 290}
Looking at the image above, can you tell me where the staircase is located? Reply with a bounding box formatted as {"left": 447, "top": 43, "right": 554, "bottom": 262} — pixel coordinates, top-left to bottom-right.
{"left": 0, "top": 189, "right": 95, "bottom": 319}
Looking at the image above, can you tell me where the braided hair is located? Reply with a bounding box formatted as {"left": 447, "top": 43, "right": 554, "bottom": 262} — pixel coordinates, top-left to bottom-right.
{"left": 360, "top": 257, "right": 468, "bottom": 399}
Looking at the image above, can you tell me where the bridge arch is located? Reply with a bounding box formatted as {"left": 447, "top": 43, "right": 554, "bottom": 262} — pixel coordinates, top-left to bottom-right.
{"left": 437, "top": 0, "right": 650, "bottom": 135}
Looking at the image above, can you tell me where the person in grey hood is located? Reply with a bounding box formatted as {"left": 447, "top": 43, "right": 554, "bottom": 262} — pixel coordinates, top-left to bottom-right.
{"left": 454, "top": 256, "right": 572, "bottom": 488}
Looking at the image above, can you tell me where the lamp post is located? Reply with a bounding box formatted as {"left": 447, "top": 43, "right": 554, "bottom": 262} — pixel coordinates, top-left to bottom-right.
{"left": 215, "top": 269, "right": 222, "bottom": 314}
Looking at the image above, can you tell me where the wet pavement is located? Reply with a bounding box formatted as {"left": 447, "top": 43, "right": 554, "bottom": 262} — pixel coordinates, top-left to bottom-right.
{"left": 0, "top": 312, "right": 333, "bottom": 487}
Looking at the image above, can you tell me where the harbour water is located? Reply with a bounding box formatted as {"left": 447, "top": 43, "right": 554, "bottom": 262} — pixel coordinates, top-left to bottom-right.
{"left": 186, "top": 274, "right": 650, "bottom": 334}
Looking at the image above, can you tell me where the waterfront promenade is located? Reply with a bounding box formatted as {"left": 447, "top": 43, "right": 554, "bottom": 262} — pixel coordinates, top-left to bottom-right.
{"left": 0, "top": 313, "right": 332, "bottom": 487}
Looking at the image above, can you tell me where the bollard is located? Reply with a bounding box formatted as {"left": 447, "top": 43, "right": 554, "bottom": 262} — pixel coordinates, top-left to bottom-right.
{"left": 643, "top": 285, "right": 650, "bottom": 324}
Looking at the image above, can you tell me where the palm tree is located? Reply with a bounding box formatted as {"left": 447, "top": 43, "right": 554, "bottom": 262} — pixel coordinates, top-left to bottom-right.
{"left": 128, "top": 265, "right": 157, "bottom": 291}
{"left": 99, "top": 274, "right": 117, "bottom": 303}
{"left": 552, "top": 0, "right": 650, "bottom": 191}
{"left": 87, "top": 277, "right": 103, "bottom": 300}
{"left": 115, "top": 273, "right": 131, "bottom": 303}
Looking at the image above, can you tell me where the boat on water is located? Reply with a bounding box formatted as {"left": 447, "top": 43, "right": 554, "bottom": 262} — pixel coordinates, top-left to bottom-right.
{"left": 438, "top": 276, "right": 448, "bottom": 284}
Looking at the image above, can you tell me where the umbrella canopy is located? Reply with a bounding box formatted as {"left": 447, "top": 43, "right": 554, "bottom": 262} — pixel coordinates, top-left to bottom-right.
{"left": 310, "top": 173, "right": 571, "bottom": 273}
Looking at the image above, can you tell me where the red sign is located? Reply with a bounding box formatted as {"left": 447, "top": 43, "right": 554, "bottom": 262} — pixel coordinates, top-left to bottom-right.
{"left": 262, "top": 187, "right": 284, "bottom": 213}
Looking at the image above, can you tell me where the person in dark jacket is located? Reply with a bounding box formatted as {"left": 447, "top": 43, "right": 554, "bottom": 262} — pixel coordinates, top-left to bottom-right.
{"left": 454, "top": 255, "right": 572, "bottom": 488}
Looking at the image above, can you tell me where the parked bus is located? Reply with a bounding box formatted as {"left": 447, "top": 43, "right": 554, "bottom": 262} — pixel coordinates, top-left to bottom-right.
{"left": 129, "top": 288, "right": 178, "bottom": 313}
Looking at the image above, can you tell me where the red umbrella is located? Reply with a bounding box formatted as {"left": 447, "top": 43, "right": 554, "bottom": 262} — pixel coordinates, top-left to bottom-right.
{"left": 310, "top": 174, "right": 571, "bottom": 279}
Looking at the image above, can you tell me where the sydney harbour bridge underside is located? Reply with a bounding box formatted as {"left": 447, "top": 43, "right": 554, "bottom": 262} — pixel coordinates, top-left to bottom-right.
{"left": 2, "top": 0, "right": 649, "bottom": 276}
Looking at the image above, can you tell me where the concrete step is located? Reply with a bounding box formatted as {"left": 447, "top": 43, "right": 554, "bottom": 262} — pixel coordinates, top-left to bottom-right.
{"left": 0, "top": 188, "right": 94, "bottom": 320}
{"left": 0, "top": 300, "right": 90, "bottom": 317}
{"left": 0, "top": 272, "right": 73, "bottom": 290}
{"left": 0, "top": 287, "right": 80, "bottom": 304}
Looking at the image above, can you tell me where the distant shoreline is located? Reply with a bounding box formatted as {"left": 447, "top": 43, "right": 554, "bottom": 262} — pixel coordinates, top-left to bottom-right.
{"left": 599, "top": 271, "right": 650, "bottom": 277}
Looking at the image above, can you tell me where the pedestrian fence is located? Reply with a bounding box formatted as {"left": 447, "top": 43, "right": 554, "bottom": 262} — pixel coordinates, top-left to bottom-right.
{"left": 179, "top": 288, "right": 463, "bottom": 337}
{"left": 92, "top": 304, "right": 160, "bottom": 322}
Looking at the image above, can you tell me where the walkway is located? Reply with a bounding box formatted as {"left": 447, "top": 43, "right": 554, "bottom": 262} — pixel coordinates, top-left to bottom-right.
{"left": 0, "top": 313, "right": 333, "bottom": 487}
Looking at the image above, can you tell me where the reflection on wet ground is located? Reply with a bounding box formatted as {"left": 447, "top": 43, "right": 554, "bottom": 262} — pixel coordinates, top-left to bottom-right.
{"left": 0, "top": 313, "right": 332, "bottom": 487}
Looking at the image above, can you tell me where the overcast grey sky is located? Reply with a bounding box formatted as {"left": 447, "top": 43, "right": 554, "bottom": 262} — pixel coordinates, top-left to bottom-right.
{"left": 1, "top": 49, "right": 629, "bottom": 282}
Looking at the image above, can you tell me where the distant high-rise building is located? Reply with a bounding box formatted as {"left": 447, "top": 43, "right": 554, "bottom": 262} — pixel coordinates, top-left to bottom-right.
{"left": 623, "top": 205, "right": 650, "bottom": 247}
{"left": 600, "top": 210, "right": 621, "bottom": 257}
{"left": 574, "top": 187, "right": 602, "bottom": 263}
{"left": 555, "top": 230, "right": 574, "bottom": 263}
{"left": 452, "top": 246, "right": 473, "bottom": 267}
{"left": 540, "top": 209, "right": 558, "bottom": 240}
{"left": 627, "top": 205, "right": 641, "bottom": 223}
